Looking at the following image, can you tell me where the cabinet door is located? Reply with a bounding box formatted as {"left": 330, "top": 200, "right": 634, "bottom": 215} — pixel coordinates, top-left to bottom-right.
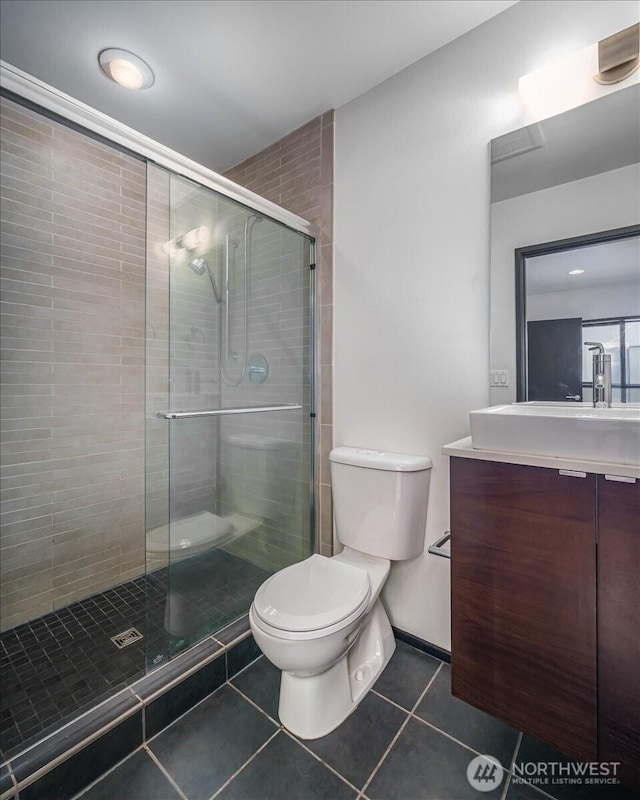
{"left": 450, "top": 457, "right": 597, "bottom": 762}
{"left": 598, "top": 475, "right": 640, "bottom": 790}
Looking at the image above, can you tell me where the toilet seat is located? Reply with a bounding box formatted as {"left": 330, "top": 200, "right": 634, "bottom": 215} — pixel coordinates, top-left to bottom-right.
{"left": 253, "top": 554, "right": 370, "bottom": 634}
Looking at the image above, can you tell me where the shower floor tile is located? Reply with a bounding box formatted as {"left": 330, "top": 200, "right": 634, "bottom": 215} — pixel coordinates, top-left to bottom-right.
{"left": 0, "top": 550, "right": 271, "bottom": 760}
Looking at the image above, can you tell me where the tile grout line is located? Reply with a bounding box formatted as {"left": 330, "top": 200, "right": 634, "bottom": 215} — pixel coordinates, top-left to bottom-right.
{"left": 226, "top": 663, "right": 361, "bottom": 794}
{"left": 408, "top": 715, "right": 541, "bottom": 799}
{"left": 409, "top": 712, "right": 506, "bottom": 760}
{"left": 144, "top": 671, "right": 230, "bottom": 747}
{"left": 409, "top": 712, "right": 527, "bottom": 789}
{"left": 502, "top": 730, "right": 526, "bottom": 800}
{"left": 281, "top": 729, "right": 362, "bottom": 796}
{"left": 358, "top": 662, "right": 444, "bottom": 799}
{"left": 207, "top": 729, "right": 281, "bottom": 800}
{"left": 143, "top": 743, "right": 189, "bottom": 800}
{"left": 68, "top": 744, "right": 146, "bottom": 800}
{"left": 7, "top": 703, "right": 143, "bottom": 797}
{"left": 370, "top": 688, "right": 414, "bottom": 715}
{"left": 510, "top": 731, "right": 523, "bottom": 773}
{"left": 227, "top": 681, "right": 280, "bottom": 727}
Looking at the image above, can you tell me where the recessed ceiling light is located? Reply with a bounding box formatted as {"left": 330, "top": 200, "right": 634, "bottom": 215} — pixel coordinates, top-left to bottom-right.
{"left": 98, "top": 49, "right": 154, "bottom": 90}
{"left": 568, "top": 269, "right": 585, "bottom": 275}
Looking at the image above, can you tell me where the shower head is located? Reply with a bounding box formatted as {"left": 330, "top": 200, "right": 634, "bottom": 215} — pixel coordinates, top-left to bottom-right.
{"left": 188, "top": 258, "right": 222, "bottom": 304}
{"left": 188, "top": 257, "right": 208, "bottom": 275}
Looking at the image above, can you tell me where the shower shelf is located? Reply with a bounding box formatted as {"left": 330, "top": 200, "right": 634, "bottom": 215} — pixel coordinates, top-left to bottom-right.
{"left": 157, "top": 403, "right": 302, "bottom": 419}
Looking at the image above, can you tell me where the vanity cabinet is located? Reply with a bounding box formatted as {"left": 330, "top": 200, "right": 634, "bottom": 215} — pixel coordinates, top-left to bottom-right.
{"left": 597, "top": 475, "right": 640, "bottom": 789}
{"left": 450, "top": 456, "right": 640, "bottom": 781}
{"left": 450, "top": 457, "right": 597, "bottom": 762}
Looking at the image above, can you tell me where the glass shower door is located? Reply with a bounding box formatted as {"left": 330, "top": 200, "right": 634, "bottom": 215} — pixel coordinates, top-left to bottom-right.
{"left": 145, "top": 167, "right": 313, "bottom": 666}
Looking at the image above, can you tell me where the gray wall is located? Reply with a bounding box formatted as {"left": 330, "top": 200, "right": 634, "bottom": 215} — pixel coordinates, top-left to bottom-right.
{"left": 0, "top": 97, "right": 146, "bottom": 631}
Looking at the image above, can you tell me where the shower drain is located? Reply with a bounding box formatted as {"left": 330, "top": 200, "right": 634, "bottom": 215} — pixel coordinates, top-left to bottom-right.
{"left": 110, "top": 628, "right": 143, "bottom": 649}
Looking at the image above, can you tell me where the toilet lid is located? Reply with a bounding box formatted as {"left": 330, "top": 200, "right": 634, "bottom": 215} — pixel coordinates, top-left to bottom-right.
{"left": 254, "top": 554, "right": 371, "bottom": 633}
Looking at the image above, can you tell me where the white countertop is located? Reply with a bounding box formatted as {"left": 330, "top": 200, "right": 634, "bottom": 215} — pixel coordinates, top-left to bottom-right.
{"left": 442, "top": 436, "right": 640, "bottom": 480}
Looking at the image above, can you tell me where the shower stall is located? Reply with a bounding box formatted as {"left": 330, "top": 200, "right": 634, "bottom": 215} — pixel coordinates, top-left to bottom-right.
{"left": 0, "top": 87, "right": 314, "bottom": 763}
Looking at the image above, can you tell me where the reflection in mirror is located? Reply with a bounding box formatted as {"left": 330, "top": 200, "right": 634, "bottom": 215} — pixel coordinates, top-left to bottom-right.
{"left": 489, "top": 83, "right": 640, "bottom": 405}
{"left": 516, "top": 229, "right": 640, "bottom": 404}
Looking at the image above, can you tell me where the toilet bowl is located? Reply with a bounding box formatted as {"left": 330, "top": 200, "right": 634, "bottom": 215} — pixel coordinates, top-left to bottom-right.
{"left": 250, "top": 549, "right": 393, "bottom": 739}
{"left": 250, "top": 446, "right": 432, "bottom": 739}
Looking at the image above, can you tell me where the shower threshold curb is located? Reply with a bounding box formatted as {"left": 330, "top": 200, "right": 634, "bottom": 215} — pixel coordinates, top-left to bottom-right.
{"left": 0, "top": 614, "right": 257, "bottom": 800}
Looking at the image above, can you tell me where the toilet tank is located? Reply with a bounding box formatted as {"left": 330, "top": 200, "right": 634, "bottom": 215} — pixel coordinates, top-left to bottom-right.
{"left": 329, "top": 447, "right": 432, "bottom": 560}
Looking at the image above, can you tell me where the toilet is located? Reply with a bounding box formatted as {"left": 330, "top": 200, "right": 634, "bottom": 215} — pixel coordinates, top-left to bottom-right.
{"left": 249, "top": 446, "right": 432, "bottom": 739}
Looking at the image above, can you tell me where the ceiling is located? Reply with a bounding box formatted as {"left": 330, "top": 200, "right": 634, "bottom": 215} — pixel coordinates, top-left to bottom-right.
{"left": 527, "top": 237, "right": 640, "bottom": 295}
{"left": 0, "top": 0, "right": 516, "bottom": 172}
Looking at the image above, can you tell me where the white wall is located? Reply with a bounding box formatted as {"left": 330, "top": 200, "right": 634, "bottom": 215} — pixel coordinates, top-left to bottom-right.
{"left": 334, "top": 0, "right": 639, "bottom": 649}
{"left": 491, "top": 163, "right": 640, "bottom": 405}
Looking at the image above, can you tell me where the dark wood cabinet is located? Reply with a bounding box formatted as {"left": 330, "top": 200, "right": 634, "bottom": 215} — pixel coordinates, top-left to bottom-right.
{"left": 450, "top": 456, "right": 639, "bottom": 784}
{"left": 450, "top": 457, "right": 598, "bottom": 762}
{"left": 597, "top": 475, "right": 640, "bottom": 790}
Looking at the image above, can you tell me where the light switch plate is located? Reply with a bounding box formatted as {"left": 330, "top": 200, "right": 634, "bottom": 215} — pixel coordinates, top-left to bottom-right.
{"left": 490, "top": 369, "right": 510, "bottom": 387}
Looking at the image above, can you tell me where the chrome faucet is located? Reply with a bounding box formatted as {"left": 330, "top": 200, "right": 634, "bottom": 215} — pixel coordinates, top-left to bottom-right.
{"left": 584, "top": 342, "right": 612, "bottom": 408}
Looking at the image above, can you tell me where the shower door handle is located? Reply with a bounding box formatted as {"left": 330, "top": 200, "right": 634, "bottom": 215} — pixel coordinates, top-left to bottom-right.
{"left": 157, "top": 403, "right": 302, "bottom": 419}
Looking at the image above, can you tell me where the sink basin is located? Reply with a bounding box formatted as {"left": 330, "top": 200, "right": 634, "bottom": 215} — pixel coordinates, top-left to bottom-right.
{"left": 470, "top": 404, "right": 640, "bottom": 466}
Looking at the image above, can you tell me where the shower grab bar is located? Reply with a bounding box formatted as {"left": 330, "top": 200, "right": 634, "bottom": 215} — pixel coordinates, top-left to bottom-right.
{"left": 157, "top": 403, "right": 302, "bottom": 419}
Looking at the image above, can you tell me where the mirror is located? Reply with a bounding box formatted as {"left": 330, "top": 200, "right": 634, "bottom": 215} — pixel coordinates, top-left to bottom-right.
{"left": 489, "top": 84, "right": 640, "bottom": 405}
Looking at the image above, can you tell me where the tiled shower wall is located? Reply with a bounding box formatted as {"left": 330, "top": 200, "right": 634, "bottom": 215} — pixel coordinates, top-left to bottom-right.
{"left": 0, "top": 97, "right": 146, "bottom": 631}
{"left": 224, "top": 111, "right": 334, "bottom": 556}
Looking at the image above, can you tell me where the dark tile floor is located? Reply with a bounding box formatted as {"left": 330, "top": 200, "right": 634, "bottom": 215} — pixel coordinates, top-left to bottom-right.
{"left": 0, "top": 550, "right": 270, "bottom": 759}
{"left": 73, "top": 641, "right": 640, "bottom": 800}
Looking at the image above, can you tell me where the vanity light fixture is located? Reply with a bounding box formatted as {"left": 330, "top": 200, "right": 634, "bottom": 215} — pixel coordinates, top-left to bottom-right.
{"left": 519, "top": 24, "right": 639, "bottom": 123}
{"left": 594, "top": 23, "right": 639, "bottom": 85}
{"left": 568, "top": 269, "right": 585, "bottom": 275}
{"left": 98, "top": 49, "right": 154, "bottom": 90}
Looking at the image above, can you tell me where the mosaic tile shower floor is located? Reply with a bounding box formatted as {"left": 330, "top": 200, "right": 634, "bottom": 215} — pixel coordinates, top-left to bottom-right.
{"left": 0, "top": 550, "right": 270, "bottom": 759}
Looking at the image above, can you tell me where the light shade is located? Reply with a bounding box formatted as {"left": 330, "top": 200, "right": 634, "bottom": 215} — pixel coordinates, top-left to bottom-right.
{"left": 98, "top": 49, "right": 154, "bottom": 90}
{"left": 519, "top": 36, "right": 640, "bottom": 124}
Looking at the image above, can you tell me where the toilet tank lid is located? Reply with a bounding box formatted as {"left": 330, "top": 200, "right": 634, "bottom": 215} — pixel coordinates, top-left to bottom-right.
{"left": 329, "top": 447, "right": 432, "bottom": 472}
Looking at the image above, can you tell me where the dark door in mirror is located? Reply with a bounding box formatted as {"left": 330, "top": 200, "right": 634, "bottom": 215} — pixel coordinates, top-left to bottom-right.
{"left": 527, "top": 317, "right": 582, "bottom": 401}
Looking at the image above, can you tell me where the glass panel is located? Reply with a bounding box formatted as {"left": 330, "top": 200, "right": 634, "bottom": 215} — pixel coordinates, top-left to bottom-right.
{"left": 146, "top": 169, "right": 313, "bottom": 664}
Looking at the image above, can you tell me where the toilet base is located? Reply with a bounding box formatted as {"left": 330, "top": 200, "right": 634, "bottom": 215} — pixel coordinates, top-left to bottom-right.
{"left": 278, "top": 599, "right": 396, "bottom": 739}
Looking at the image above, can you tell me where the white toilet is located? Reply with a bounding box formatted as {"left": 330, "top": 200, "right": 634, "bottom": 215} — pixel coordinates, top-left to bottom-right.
{"left": 249, "top": 446, "right": 432, "bottom": 739}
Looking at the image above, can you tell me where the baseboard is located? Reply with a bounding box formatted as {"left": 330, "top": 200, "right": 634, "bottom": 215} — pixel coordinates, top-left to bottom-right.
{"left": 392, "top": 626, "right": 451, "bottom": 664}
